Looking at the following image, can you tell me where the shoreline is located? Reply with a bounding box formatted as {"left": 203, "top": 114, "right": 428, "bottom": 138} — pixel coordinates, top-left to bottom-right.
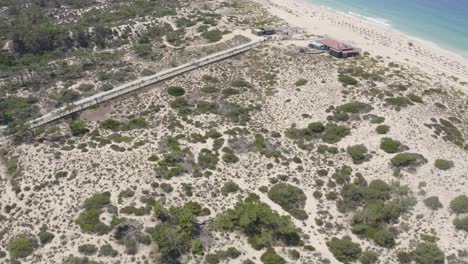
{"left": 307, "top": 0, "right": 468, "bottom": 59}
{"left": 255, "top": 0, "right": 468, "bottom": 83}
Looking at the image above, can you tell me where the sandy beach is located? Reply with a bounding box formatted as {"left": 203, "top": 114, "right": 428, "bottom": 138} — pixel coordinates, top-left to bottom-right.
{"left": 255, "top": 0, "right": 468, "bottom": 84}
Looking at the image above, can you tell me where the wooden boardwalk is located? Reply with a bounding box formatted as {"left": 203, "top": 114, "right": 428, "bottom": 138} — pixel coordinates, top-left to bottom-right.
{"left": 19, "top": 38, "right": 264, "bottom": 130}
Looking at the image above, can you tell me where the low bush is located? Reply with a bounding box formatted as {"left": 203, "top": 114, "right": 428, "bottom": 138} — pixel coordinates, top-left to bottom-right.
{"left": 222, "top": 152, "right": 239, "bottom": 163}
{"left": 385, "top": 97, "right": 411, "bottom": 108}
{"left": 167, "top": 86, "right": 186, "bottom": 97}
{"left": 412, "top": 242, "right": 445, "bottom": 264}
{"left": 391, "top": 153, "right": 425, "bottom": 167}
{"left": 268, "top": 183, "right": 307, "bottom": 219}
{"left": 191, "top": 239, "right": 204, "bottom": 256}
{"left": 221, "top": 181, "right": 240, "bottom": 196}
{"left": 322, "top": 125, "right": 351, "bottom": 144}
{"left": 360, "top": 250, "right": 378, "bottom": 264}
{"left": 201, "top": 30, "right": 223, "bottom": 42}
{"left": 260, "top": 247, "right": 286, "bottom": 264}
{"left": 423, "top": 196, "right": 443, "bottom": 210}
{"left": 8, "top": 235, "right": 38, "bottom": 259}
{"left": 69, "top": 121, "right": 90, "bottom": 136}
{"left": 434, "top": 159, "right": 453, "bottom": 170}
{"left": 326, "top": 236, "right": 362, "bottom": 263}
{"left": 230, "top": 79, "right": 252, "bottom": 88}
{"left": 152, "top": 202, "right": 201, "bottom": 263}
{"left": 376, "top": 125, "right": 390, "bottom": 134}
{"left": 76, "top": 192, "right": 111, "bottom": 235}
{"left": 38, "top": 231, "right": 54, "bottom": 245}
{"left": 295, "top": 79, "right": 308, "bottom": 86}
{"left": 338, "top": 74, "right": 358, "bottom": 86}
{"left": 99, "top": 244, "right": 118, "bottom": 257}
{"left": 453, "top": 216, "right": 468, "bottom": 232}
{"left": 78, "top": 244, "right": 98, "bottom": 256}
{"left": 380, "top": 138, "right": 402, "bottom": 153}
{"left": 346, "top": 145, "right": 371, "bottom": 163}
{"left": 408, "top": 93, "right": 423, "bottom": 103}
{"left": 214, "top": 201, "right": 301, "bottom": 250}
{"left": 450, "top": 195, "right": 468, "bottom": 214}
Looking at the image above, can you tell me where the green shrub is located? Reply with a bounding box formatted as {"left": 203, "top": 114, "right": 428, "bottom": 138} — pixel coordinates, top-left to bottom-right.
{"left": 38, "top": 231, "right": 54, "bottom": 245}
{"left": 214, "top": 201, "right": 301, "bottom": 250}
{"left": 160, "top": 183, "right": 174, "bottom": 193}
{"left": 397, "top": 251, "right": 412, "bottom": 263}
{"left": 338, "top": 74, "right": 358, "bottom": 86}
{"left": 99, "top": 244, "right": 118, "bottom": 257}
{"left": 373, "top": 228, "right": 395, "bottom": 247}
{"left": 385, "top": 97, "right": 410, "bottom": 107}
{"left": 78, "top": 244, "right": 98, "bottom": 256}
{"left": 390, "top": 153, "right": 423, "bottom": 167}
{"left": 221, "top": 181, "right": 240, "bottom": 196}
{"left": 308, "top": 122, "right": 325, "bottom": 133}
{"left": 346, "top": 145, "right": 370, "bottom": 163}
{"left": 230, "top": 79, "right": 252, "bottom": 88}
{"left": 205, "top": 253, "right": 220, "bottom": 264}
{"left": 76, "top": 208, "right": 110, "bottom": 235}
{"left": 434, "top": 159, "right": 453, "bottom": 170}
{"left": 412, "top": 242, "right": 445, "bottom": 264}
{"left": 8, "top": 236, "right": 38, "bottom": 259}
{"left": 69, "top": 121, "right": 90, "bottom": 136}
{"left": 326, "top": 236, "right": 362, "bottom": 263}
{"left": 152, "top": 202, "right": 200, "bottom": 263}
{"left": 201, "top": 85, "right": 219, "bottom": 93}
{"left": 288, "top": 249, "right": 300, "bottom": 260}
{"left": 222, "top": 152, "right": 239, "bottom": 163}
{"left": 322, "top": 125, "right": 351, "bottom": 143}
{"left": 198, "top": 148, "right": 219, "bottom": 170}
{"left": 376, "top": 125, "right": 390, "bottom": 134}
{"left": 218, "top": 247, "right": 241, "bottom": 259}
{"left": 268, "top": 183, "right": 307, "bottom": 219}
{"left": 450, "top": 195, "right": 468, "bottom": 214}
{"left": 423, "top": 196, "right": 443, "bottom": 210}
{"left": 63, "top": 256, "right": 99, "bottom": 264}
{"left": 167, "top": 86, "right": 186, "bottom": 97}
{"left": 295, "top": 79, "right": 308, "bottom": 86}
{"left": 83, "top": 192, "right": 111, "bottom": 209}
{"left": 408, "top": 93, "right": 423, "bottom": 103}
{"left": 453, "top": 216, "right": 468, "bottom": 232}
{"left": 201, "top": 30, "right": 223, "bottom": 42}
{"left": 380, "top": 138, "right": 402, "bottom": 153}
{"left": 359, "top": 250, "right": 378, "bottom": 264}
{"left": 260, "top": 247, "right": 286, "bottom": 264}
{"left": 125, "top": 239, "right": 138, "bottom": 255}
{"left": 290, "top": 208, "right": 308, "bottom": 220}
{"left": 101, "top": 119, "right": 122, "bottom": 130}
{"left": 76, "top": 192, "right": 111, "bottom": 235}
{"left": 222, "top": 87, "right": 241, "bottom": 96}
{"left": 191, "top": 239, "right": 204, "bottom": 255}
{"left": 335, "top": 102, "right": 372, "bottom": 114}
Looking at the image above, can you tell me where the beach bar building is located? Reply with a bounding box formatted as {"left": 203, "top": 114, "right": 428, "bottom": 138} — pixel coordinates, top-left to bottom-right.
{"left": 317, "top": 37, "right": 360, "bottom": 58}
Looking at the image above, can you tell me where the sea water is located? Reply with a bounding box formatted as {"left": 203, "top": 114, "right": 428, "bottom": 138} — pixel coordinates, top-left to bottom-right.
{"left": 306, "top": 0, "right": 468, "bottom": 57}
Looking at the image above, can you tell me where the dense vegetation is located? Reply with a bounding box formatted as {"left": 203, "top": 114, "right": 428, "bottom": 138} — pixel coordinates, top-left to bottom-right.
{"left": 214, "top": 201, "right": 302, "bottom": 250}
{"left": 326, "top": 236, "right": 362, "bottom": 263}
{"left": 338, "top": 179, "right": 416, "bottom": 248}
{"left": 75, "top": 192, "right": 111, "bottom": 235}
{"left": 152, "top": 202, "right": 202, "bottom": 263}
{"left": 267, "top": 183, "right": 308, "bottom": 220}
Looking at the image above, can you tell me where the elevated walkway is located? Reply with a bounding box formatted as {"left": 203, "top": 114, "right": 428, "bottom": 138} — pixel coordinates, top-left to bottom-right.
{"left": 23, "top": 38, "right": 264, "bottom": 129}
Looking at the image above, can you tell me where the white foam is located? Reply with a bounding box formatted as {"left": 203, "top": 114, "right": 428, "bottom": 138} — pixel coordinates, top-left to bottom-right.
{"left": 346, "top": 11, "right": 392, "bottom": 27}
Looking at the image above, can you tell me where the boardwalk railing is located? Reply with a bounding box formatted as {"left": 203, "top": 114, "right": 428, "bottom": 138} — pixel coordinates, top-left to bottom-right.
{"left": 25, "top": 38, "right": 264, "bottom": 129}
